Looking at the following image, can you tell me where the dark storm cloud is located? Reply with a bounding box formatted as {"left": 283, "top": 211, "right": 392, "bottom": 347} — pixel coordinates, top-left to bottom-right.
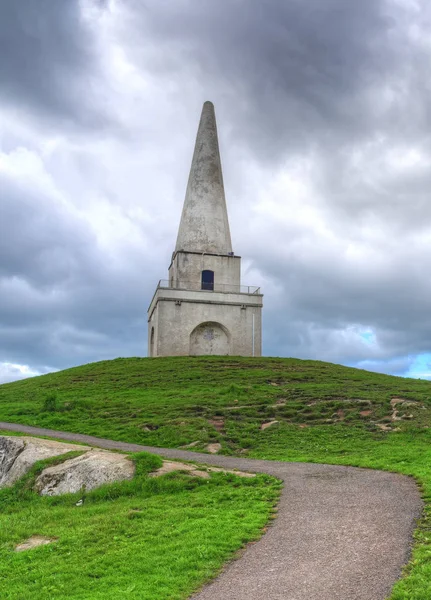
{"left": 127, "top": 0, "right": 407, "bottom": 158}
{"left": 0, "top": 0, "right": 110, "bottom": 128}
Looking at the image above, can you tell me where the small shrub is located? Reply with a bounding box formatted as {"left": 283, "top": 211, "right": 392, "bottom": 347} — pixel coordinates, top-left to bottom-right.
{"left": 220, "top": 383, "right": 246, "bottom": 397}
{"left": 42, "top": 393, "right": 57, "bottom": 412}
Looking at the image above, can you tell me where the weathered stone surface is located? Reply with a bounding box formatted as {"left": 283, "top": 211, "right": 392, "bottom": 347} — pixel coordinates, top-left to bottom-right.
{"left": 175, "top": 101, "right": 232, "bottom": 255}
{"left": 150, "top": 460, "right": 210, "bottom": 479}
{"left": 0, "top": 435, "right": 88, "bottom": 487}
{"left": 0, "top": 436, "right": 135, "bottom": 496}
{"left": 260, "top": 420, "right": 279, "bottom": 431}
{"left": 34, "top": 450, "right": 135, "bottom": 496}
{"left": 206, "top": 443, "right": 222, "bottom": 454}
{"left": 0, "top": 436, "right": 24, "bottom": 486}
{"left": 147, "top": 102, "right": 263, "bottom": 359}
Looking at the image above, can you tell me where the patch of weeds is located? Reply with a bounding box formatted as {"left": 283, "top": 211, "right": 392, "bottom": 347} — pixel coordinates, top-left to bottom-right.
{"left": 41, "top": 393, "right": 58, "bottom": 413}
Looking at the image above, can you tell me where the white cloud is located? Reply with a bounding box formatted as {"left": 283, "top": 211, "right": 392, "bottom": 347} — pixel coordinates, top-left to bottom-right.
{"left": 0, "top": 362, "right": 48, "bottom": 384}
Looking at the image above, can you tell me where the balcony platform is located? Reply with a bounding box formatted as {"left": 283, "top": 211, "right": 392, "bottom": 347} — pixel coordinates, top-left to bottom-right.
{"left": 148, "top": 280, "right": 263, "bottom": 319}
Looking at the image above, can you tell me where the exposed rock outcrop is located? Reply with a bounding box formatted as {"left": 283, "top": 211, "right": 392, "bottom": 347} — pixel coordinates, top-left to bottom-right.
{"left": 206, "top": 443, "right": 222, "bottom": 454}
{"left": 0, "top": 436, "right": 88, "bottom": 487}
{"left": 35, "top": 450, "right": 135, "bottom": 496}
{"left": 0, "top": 436, "right": 135, "bottom": 495}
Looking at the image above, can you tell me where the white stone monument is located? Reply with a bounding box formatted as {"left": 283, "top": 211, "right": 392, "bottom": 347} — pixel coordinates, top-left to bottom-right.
{"left": 148, "top": 101, "right": 263, "bottom": 357}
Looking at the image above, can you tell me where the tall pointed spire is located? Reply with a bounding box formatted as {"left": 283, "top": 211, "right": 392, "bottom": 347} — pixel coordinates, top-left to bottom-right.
{"left": 175, "top": 101, "right": 233, "bottom": 254}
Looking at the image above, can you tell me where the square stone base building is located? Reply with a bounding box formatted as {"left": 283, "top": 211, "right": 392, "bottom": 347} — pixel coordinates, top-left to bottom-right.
{"left": 148, "top": 101, "right": 263, "bottom": 357}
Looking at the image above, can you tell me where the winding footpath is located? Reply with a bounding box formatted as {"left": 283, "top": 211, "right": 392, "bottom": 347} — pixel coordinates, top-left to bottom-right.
{"left": 0, "top": 421, "right": 422, "bottom": 600}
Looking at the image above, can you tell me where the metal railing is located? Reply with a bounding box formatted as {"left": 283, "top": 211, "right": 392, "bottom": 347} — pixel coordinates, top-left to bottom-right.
{"left": 158, "top": 280, "right": 261, "bottom": 294}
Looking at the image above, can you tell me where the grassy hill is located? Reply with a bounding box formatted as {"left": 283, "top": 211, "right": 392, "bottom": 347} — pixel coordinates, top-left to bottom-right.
{"left": 1, "top": 355, "right": 431, "bottom": 599}
{"left": 0, "top": 355, "right": 430, "bottom": 453}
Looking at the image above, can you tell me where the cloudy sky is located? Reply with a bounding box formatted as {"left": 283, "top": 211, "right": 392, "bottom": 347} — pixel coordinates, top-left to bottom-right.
{"left": 1, "top": 0, "right": 431, "bottom": 383}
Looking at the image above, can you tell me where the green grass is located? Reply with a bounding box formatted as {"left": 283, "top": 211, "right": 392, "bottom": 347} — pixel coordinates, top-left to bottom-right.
{"left": 2, "top": 355, "right": 431, "bottom": 598}
{"left": 1, "top": 356, "right": 430, "bottom": 451}
{"left": 0, "top": 451, "right": 280, "bottom": 600}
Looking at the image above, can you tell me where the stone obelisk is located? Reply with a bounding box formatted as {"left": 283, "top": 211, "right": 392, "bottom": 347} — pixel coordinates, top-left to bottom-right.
{"left": 175, "top": 101, "right": 232, "bottom": 254}
{"left": 148, "top": 101, "right": 263, "bottom": 357}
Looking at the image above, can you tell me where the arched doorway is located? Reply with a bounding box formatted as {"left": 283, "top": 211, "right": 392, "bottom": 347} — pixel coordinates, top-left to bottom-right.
{"left": 189, "top": 322, "right": 230, "bottom": 355}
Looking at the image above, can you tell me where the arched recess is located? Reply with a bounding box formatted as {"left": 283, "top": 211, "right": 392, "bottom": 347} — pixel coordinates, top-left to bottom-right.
{"left": 150, "top": 327, "right": 155, "bottom": 357}
{"left": 189, "top": 321, "right": 230, "bottom": 356}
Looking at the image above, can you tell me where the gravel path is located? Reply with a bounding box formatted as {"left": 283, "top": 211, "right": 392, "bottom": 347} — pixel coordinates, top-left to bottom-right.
{"left": 0, "top": 421, "right": 422, "bottom": 600}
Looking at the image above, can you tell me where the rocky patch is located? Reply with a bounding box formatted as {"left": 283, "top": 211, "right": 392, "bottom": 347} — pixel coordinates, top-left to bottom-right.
{"left": 0, "top": 436, "right": 88, "bottom": 487}
{"left": 150, "top": 460, "right": 255, "bottom": 479}
{"left": 206, "top": 443, "right": 222, "bottom": 454}
{"left": 34, "top": 450, "right": 135, "bottom": 496}
{"left": 15, "top": 535, "right": 57, "bottom": 552}
{"left": 208, "top": 417, "right": 225, "bottom": 432}
{"left": 390, "top": 398, "right": 421, "bottom": 422}
{"left": 261, "top": 420, "right": 279, "bottom": 431}
{"left": 0, "top": 435, "right": 135, "bottom": 496}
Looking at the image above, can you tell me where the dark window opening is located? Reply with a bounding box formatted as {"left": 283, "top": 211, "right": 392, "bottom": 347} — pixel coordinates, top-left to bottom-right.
{"left": 150, "top": 327, "right": 155, "bottom": 357}
{"left": 201, "top": 270, "right": 214, "bottom": 291}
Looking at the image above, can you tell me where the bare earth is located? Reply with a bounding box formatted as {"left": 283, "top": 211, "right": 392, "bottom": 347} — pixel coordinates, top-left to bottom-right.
{"left": 0, "top": 421, "right": 422, "bottom": 600}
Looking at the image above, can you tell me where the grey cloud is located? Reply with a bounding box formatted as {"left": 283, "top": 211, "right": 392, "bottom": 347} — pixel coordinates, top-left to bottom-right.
{"left": 0, "top": 0, "right": 111, "bottom": 129}
{"left": 250, "top": 229, "right": 431, "bottom": 365}
{"left": 0, "top": 175, "right": 96, "bottom": 286}
{"left": 125, "top": 0, "right": 408, "bottom": 158}
{"left": 0, "top": 173, "right": 154, "bottom": 370}
{"left": 1, "top": 0, "right": 431, "bottom": 382}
